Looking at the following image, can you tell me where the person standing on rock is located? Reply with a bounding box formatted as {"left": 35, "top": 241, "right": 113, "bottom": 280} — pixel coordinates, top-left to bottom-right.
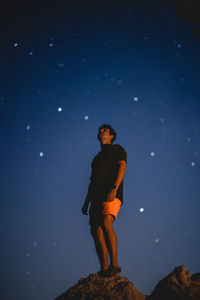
{"left": 82, "top": 124, "right": 127, "bottom": 277}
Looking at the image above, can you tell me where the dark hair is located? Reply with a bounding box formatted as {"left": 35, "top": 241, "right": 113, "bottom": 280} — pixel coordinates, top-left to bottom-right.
{"left": 97, "top": 124, "right": 117, "bottom": 144}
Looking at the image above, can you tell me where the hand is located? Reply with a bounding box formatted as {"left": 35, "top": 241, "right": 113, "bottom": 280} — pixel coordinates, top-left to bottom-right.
{"left": 105, "top": 188, "right": 117, "bottom": 202}
{"left": 82, "top": 204, "right": 88, "bottom": 215}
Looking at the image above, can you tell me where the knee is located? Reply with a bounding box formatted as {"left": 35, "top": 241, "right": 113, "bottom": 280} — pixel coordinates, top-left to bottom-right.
{"left": 102, "top": 223, "right": 112, "bottom": 233}
{"left": 102, "top": 217, "right": 114, "bottom": 232}
{"left": 90, "top": 225, "right": 102, "bottom": 236}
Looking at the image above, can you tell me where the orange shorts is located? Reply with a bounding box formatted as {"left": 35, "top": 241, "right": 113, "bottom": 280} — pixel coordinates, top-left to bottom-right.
{"left": 102, "top": 197, "right": 122, "bottom": 220}
{"left": 89, "top": 197, "right": 122, "bottom": 227}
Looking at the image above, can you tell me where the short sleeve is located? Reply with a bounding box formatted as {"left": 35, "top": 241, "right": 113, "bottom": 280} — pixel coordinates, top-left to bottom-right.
{"left": 114, "top": 144, "right": 127, "bottom": 164}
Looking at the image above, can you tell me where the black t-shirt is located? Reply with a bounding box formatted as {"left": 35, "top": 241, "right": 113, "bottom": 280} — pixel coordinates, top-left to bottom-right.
{"left": 89, "top": 143, "right": 127, "bottom": 206}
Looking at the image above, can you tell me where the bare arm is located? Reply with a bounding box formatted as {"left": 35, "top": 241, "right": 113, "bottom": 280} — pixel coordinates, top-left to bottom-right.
{"left": 113, "top": 160, "right": 127, "bottom": 189}
{"left": 83, "top": 182, "right": 93, "bottom": 208}
{"left": 105, "top": 161, "right": 126, "bottom": 202}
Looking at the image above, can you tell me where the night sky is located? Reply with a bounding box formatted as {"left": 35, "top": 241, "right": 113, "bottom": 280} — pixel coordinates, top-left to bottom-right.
{"left": 1, "top": 1, "right": 200, "bottom": 299}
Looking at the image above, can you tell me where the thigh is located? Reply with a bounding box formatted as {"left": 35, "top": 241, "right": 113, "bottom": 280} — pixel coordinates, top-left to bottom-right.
{"left": 102, "top": 197, "right": 121, "bottom": 221}
{"left": 89, "top": 201, "right": 104, "bottom": 227}
{"left": 102, "top": 214, "right": 115, "bottom": 230}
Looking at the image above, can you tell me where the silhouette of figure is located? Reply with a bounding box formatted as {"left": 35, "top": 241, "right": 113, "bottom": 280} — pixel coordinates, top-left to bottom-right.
{"left": 82, "top": 124, "right": 127, "bottom": 277}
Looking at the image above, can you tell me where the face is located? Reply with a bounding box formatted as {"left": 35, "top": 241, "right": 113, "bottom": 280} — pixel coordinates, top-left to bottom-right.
{"left": 99, "top": 127, "right": 114, "bottom": 144}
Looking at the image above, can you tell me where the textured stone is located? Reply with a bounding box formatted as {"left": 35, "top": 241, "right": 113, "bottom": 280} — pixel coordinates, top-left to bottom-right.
{"left": 55, "top": 265, "right": 200, "bottom": 300}
{"left": 55, "top": 272, "right": 146, "bottom": 300}
{"left": 147, "top": 265, "right": 200, "bottom": 300}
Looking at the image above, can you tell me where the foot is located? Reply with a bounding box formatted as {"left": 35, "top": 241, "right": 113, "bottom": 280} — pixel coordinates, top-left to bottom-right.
{"left": 101, "top": 264, "right": 121, "bottom": 277}
{"left": 97, "top": 266, "right": 109, "bottom": 277}
{"left": 110, "top": 264, "right": 121, "bottom": 273}
{"left": 101, "top": 266, "right": 109, "bottom": 271}
{"left": 112, "top": 264, "right": 121, "bottom": 270}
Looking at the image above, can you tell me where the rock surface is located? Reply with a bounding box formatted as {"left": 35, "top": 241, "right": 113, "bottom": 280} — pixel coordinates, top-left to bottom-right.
{"left": 55, "top": 272, "right": 146, "bottom": 300}
{"left": 55, "top": 265, "right": 200, "bottom": 300}
{"left": 147, "top": 265, "right": 200, "bottom": 300}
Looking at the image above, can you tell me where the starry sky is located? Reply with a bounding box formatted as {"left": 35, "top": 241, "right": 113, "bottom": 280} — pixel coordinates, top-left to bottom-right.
{"left": 1, "top": 1, "right": 200, "bottom": 299}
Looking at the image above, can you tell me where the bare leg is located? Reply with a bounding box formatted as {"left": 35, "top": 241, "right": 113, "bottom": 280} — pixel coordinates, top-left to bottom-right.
{"left": 90, "top": 225, "right": 109, "bottom": 270}
{"left": 102, "top": 214, "right": 120, "bottom": 268}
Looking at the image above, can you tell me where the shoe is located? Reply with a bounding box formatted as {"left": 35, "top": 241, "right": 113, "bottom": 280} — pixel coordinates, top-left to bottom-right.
{"left": 100, "top": 265, "right": 121, "bottom": 277}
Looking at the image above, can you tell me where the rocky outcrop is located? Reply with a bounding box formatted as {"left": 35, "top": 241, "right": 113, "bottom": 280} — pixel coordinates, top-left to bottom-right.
{"left": 55, "top": 272, "right": 145, "bottom": 300}
{"left": 55, "top": 265, "right": 200, "bottom": 300}
{"left": 147, "top": 265, "right": 200, "bottom": 300}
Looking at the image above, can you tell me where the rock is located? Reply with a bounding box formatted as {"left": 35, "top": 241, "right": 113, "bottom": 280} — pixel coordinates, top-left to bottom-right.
{"left": 147, "top": 265, "right": 200, "bottom": 300}
{"left": 55, "top": 265, "right": 200, "bottom": 300}
{"left": 55, "top": 272, "right": 146, "bottom": 300}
